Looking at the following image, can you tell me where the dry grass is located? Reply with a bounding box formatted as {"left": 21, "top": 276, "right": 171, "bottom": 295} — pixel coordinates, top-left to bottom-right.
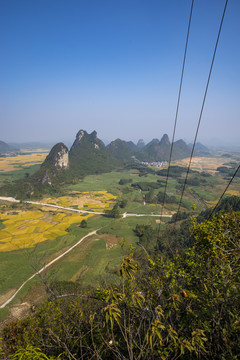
{"left": 174, "top": 156, "right": 229, "bottom": 174}
{"left": 98, "top": 233, "right": 119, "bottom": 249}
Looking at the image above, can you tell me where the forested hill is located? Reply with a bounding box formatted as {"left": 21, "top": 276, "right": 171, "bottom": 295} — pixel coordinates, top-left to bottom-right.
{"left": 106, "top": 138, "right": 138, "bottom": 161}
{"left": 68, "top": 130, "right": 119, "bottom": 175}
{"left": 107, "top": 134, "right": 192, "bottom": 162}
{"left": 0, "top": 140, "right": 19, "bottom": 155}
{"left": 136, "top": 134, "right": 191, "bottom": 161}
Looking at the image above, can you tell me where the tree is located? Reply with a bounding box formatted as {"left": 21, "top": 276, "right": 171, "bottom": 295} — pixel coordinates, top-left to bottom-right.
{"left": 80, "top": 219, "right": 87, "bottom": 228}
{"left": 118, "top": 199, "right": 128, "bottom": 208}
{"left": 104, "top": 203, "right": 122, "bottom": 218}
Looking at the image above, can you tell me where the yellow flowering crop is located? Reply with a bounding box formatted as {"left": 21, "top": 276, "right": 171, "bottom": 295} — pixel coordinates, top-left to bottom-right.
{"left": 0, "top": 151, "right": 48, "bottom": 172}
{"left": 43, "top": 191, "right": 116, "bottom": 210}
{"left": 0, "top": 210, "right": 92, "bottom": 252}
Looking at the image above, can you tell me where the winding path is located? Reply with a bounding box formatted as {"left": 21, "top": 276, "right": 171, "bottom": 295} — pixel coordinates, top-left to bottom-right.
{"left": 0, "top": 230, "right": 98, "bottom": 309}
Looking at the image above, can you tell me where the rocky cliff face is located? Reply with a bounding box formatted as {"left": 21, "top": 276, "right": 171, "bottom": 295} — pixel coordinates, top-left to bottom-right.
{"left": 55, "top": 147, "right": 69, "bottom": 168}
{"left": 37, "top": 143, "right": 69, "bottom": 185}
{"left": 70, "top": 130, "right": 105, "bottom": 153}
{"left": 42, "top": 143, "right": 69, "bottom": 169}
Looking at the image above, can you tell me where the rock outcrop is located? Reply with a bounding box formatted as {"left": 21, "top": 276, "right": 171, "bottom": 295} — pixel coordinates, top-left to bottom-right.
{"left": 34, "top": 143, "right": 69, "bottom": 185}
{"left": 41, "top": 143, "right": 69, "bottom": 169}
{"left": 70, "top": 130, "right": 105, "bottom": 154}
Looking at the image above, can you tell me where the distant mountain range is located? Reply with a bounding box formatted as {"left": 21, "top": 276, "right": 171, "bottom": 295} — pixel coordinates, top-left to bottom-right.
{"left": 188, "top": 142, "right": 210, "bottom": 155}
{"left": 0, "top": 131, "right": 209, "bottom": 198}
{"left": 33, "top": 130, "right": 120, "bottom": 186}
{"left": 106, "top": 134, "right": 193, "bottom": 162}
{"left": 0, "top": 140, "right": 19, "bottom": 155}
{"left": 35, "top": 131, "right": 208, "bottom": 185}
{"left": 106, "top": 139, "right": 138, "bottom": 161}
{"left": 9, "top": 142, "right": 54, "bottom": 150}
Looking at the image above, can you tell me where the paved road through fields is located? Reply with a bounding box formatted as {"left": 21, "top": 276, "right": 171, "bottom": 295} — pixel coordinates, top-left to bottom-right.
{"left": 0, "top": 196, "right": 172, "bottom": 218}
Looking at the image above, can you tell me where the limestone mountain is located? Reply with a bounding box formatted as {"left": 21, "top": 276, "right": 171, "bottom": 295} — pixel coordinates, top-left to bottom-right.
{"left": 42, "top": 143, "right": 69, "bottom": 169}
{"left": 106, "top": 134, "right": 191, "bottom": 163}
{"left": 34, "top": 143, "right": 69, "bottom": 185}
{"left": 126, "top": 141, "right": 138, "bottom": 152}
{"left": 137, "top": 134, "right": 191, "bottom": 161}
{"left": 0, "top": 140, "right": 19, "bottom": 154}
{"left": 0, "top": 130, "right": 192, "bottom": 200}
{"left": 106, "top": 138, "right": 137, "bottom": 161}
{"left": 69, "top": 130, "right": 119, "bottom": 175}
{"left": 34, "top": 130, "right": 119, "bottom": 185}
{"left": 173, "top": 139, "right": 191, "bottom": 159}
{"left": 188, "top": 142, "right": 210, "bottom": 155}
{"left": 0, "top": 130, "right": 120, "bottom": 199}
{"left": 137, "top": 139, "right": 145, "bottom": 150}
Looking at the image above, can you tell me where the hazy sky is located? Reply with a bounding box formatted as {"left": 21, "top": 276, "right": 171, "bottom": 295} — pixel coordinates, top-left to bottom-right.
{"left": 1, "top": 0, "right": 239, "bottom": 146}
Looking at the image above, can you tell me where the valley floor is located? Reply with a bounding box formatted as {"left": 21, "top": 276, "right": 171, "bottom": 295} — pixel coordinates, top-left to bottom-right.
{"left": 0, "top": 151, "right": 239, "bottom": 324}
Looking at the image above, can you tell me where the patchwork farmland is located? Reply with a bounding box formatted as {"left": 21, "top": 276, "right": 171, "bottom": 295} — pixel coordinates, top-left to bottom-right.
{"left": 0, "top": 148, "right": 239, "bottom": 324}
{"left": 0, "top": 191, "right": 116, "bottom": 252}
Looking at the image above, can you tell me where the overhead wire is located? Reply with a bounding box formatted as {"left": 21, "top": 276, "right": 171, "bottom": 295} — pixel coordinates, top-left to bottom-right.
{"left": 207, "top": 164, "right": 240, "bottom": 220}
{"left": 173, "top": 0, "right": 229, "bottom": 223}
{"left": 158, "top": 0, "right": 194, "bottom": 236}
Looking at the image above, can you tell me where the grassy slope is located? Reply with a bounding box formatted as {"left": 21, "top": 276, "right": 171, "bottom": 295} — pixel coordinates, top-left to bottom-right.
{"left": 46, "top": 215, "right": 157, "bottom": 286}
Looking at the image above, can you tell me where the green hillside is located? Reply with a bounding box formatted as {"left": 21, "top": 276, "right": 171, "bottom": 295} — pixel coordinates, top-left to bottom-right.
{"left": 137, "top": 134, "right": 191, "bottom": 161}
{"left": 69, "top": 130, "right": 119, "bottom": 175}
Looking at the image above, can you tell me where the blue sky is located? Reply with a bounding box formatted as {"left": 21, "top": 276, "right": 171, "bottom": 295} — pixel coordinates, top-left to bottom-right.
{"left": 0, "top": 0, "right": 239, "bottom": 146}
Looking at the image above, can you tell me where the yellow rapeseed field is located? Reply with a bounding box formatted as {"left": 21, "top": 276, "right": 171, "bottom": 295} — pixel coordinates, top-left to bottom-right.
{"left": 0, "top": 210, "right": 92, "bottom": 252}
{"left": 43, "top": 190, "right": 116, "bottom": 210}
{"left": 0, "top": 190, "right": 116, "bottom": 252}
{"left": 0, "top": 151, "right": 49, "bottom": 172}
{"left": 175, "top": 156, "right": 232, "bottom": 174}
{"left": 226, "top": 190, "right": 240, "bottom": 196}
